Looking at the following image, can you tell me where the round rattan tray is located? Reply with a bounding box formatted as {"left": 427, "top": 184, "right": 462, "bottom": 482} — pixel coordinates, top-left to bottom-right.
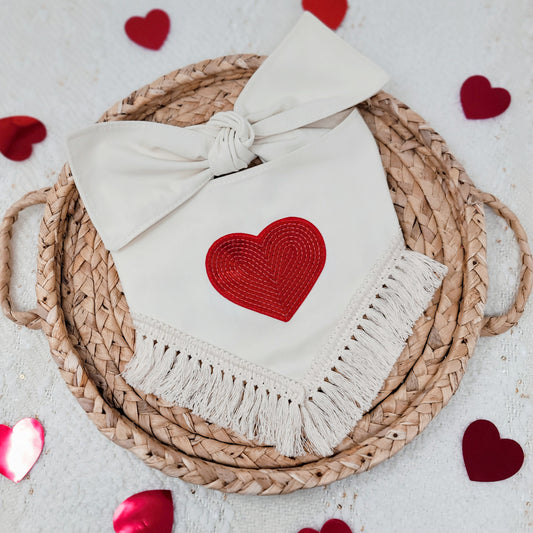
{"left": 1, "top": 54, "right": 532, "bottom": 495}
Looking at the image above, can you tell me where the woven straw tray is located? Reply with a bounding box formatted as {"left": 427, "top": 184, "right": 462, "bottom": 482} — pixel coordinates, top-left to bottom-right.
{"left": 1, "top": 55, "right": 532, "bottom": 495}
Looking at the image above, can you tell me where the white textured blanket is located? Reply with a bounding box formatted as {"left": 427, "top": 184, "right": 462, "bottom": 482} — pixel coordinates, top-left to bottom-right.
{"left": 0, "top": 1, "right": 531, "bottom": 532}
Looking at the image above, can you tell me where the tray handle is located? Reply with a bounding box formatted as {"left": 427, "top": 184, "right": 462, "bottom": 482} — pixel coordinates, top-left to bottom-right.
{"left": 475, "top": 189, "right": 533, "bottom": 336}
{"left": 0, "top": 187, "right": 50, "bottom": 330}
{"left": 1, "top": 186, "right": 531, "bottom": 337}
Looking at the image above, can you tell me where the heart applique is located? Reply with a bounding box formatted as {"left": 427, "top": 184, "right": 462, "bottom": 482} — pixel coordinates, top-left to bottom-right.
{"left": 0, "top": 116, "right": 47, "bottom": 161}
{"left": 113, "top": 490, "right": 174, "bottom": 533}
{"left": 460, "top": 76, "right": 511, "bottom": 119}
{"left": 462, "top": 419, "right": 524, "bottom": 482}
{"left": 206, "top": 217, "right": 326, "bottom": 322}
{"left": 0, "top": 418, "right": 45, "bottom": 483}
{"left": 302, "top": 0, "right": 348, "bottom": 30}
{"left": 125, "top": 9, "right": 170, "bottom": 50}
{"left": 300, "top": 519, "right": 353, "bottom": 533}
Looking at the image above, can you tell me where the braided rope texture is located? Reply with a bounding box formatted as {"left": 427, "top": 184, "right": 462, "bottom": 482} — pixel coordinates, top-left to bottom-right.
{"left": 5, "top": 54, "right": 523, "bottom": 494}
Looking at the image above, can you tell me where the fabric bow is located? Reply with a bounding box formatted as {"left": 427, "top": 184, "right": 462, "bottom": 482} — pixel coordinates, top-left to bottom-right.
{"left": 67, "top": 12, "right": 388, "bottom": 251}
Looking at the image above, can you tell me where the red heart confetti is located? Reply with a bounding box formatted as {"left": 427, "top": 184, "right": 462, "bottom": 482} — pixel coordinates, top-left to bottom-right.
{"left": 125, "top": 9, "right": 170, "bottom": 50}
{"left": 0, "top": 116, "right": 46, "bottom": 162}
{"left": 460, "top": 75, "right": 511, "bottom": 119}
{"left": 302, "top": 0, "right": 348, "bottom": 30}
{"left": 113, "top": 490, "right": 174, "bottom": 533}
{"left": 462, "top": 419, "right": 524, "bottom": 482}
{"left": 300, "top": 518, "right": 353, "bottom": 533}
{"left": 0, "top": 418, "right": 45, "bottom": 483}
{"left": 206, "top": 217, "right": 326, "bottom": 322}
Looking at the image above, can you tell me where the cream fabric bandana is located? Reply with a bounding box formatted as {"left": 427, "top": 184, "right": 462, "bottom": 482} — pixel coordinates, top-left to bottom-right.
{"left": 67, "top": 13, "right": 447, "bottom": 457}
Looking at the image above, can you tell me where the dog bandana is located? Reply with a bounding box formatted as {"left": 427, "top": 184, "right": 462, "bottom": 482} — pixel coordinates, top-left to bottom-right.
{"left": 67, "top": 13, "right": 447, "bottom": 457}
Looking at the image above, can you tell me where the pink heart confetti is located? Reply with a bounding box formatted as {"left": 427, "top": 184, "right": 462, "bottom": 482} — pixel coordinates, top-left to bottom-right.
{"left": 460, "top": 76, "right": 511, "bottom": 119}
{"left": 300, "top": 518, "right": 353, "bottom": 533}
{"left": 125, "top": 9, "right": 171, "bottom": 50}
{"left": 462, "top": 419, "right": 524, "bottom": 482}
{"left": 0, "top": 116, "right": 47, "bottom": 161}
{"left": 113, "top": 490, "right": 174, "bottom": 533}
{"left": 0, "top": 418, "right": 45, "bottom": 483}
{"left": 302, "top": 0, "right": 348, "bottom": 30}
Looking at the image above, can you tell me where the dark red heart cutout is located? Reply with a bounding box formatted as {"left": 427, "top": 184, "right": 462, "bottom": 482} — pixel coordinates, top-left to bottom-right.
{"left": 206, "top": 217, "right": 326, "bottom": 322}
{"left": 460, "top": 76, "right": 511, "bottom": 119}
{"left": 302, "top": 0, "right": 348, "bottom": 30}
{"left": 0, "top": 418, "right": 45, "bottom": 483}
{"left": 0, "top": 116, "right": 46, "bottom": 161}
{"left": 113, "top": 490, "right": 174, "bottom": 533}
{"left": 299, "top": 519, "right": 353, "bottom": 533}
{"left": 462, "top": 419, "right": 524, "bottom": 482}
{"left": 125, "top": 9, "right": 170, "bottom": 50}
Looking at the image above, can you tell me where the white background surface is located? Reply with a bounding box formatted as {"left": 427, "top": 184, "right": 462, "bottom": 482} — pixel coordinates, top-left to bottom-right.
{"left": 0, "top": 1, "right": 531, "bottom": 532}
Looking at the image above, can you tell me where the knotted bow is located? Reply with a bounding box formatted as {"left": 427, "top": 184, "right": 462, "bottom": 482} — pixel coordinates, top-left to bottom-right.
{"left": 205, "top": 111, "right": 255, "bottom": 176}
{"left": 68, "top": 12, "right": 388, "bottom": 251}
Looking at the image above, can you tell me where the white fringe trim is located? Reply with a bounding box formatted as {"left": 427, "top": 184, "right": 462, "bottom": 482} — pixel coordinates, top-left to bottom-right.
{"left": 122, "top": 245, "right": 447, "bottom": 458}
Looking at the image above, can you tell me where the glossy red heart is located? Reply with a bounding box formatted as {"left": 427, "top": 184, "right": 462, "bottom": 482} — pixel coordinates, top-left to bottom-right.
{"left": 462, "top": 419, "right": 524, "bottom": 482}
{"left": 0, "top": 418, "right": 45, "bottom": 483}
{"left": 125, "top": 9, "right": 170, "bottom": 50}
{"left": 113, "top": 490, "right": 174, "bottom": 533}
{"left": 0, "top": 116, "right": 47, "bottom": 161}
{"left": 460, "top": 76, "right": 511, "bottom": 119}
{"left": 206, "top": 217, "right": 326, "bottom": 322}
{"left": 300, "top": 518, "right": 353, "bottom": 533}
{"left": 302, "top": 0, "right": 348, "bottom": 30}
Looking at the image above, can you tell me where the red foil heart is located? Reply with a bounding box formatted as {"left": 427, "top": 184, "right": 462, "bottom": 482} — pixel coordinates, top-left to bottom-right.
{"left": 206, "top": 217, "right": 326, "bottom": 322}
{"left": 0, "top": 116, "right": 47, "bottom": 161}
{"left": 462, "top": 419, "right": 524, "bottom": 482}
{"left": 113, "top": 490, "right": 174, "bottom": 533}
{"left": 302, "top": 0, "right": 348, "bottom": 30}
{"left": 460, "top": 75, "right": 511, "bottom": 119}
{"left": 0, "top": 418, "right": 45, "bottom": 483}
{"left": 300, "top": 518, "right": 353, "bottom": 533}
{"left": 125, "top": 9, "right": 170, "bottom": 50}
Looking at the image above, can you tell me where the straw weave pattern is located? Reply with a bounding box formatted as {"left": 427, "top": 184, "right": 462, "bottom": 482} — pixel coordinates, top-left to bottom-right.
{"left": 1, "top": 54, "right": 531, "bottom": 495}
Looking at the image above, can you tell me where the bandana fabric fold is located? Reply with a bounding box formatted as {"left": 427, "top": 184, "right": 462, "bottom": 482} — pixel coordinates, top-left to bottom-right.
{"left": 67, "top": 12, "right": 447, "bottom": 457}
{"left": 68, "top": 12, "right": 388, "bottom": 252}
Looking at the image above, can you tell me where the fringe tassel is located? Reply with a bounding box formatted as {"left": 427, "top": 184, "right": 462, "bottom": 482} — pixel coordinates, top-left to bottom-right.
{"left": 122, "top": 249, "right": 447, "bottom": 457}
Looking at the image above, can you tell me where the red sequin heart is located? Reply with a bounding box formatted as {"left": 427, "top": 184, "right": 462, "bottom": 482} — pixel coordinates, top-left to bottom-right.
{"left": 0, "top": 418, "right": 45, "bottom": 483}
{"left": 206, "top": 217, "right": 326, "bottom": 322}
{"left": 460, "top": 76, "right": 511, "bottom": 119}
{"left": 302, "top": 0, "right": 348, "bottom": 30}
{"left": 300, "top": 519, "right": 353, "bottom": 533}
{"left": 113, "top": 490, "right": 174, "bottom": 533}
{"left": 125, "top": 9, "right": 170, "bottom": 50}
{"left": 0, "top": 116, "right": 46, "bottom": 161}
{"left": 462, "top": 419, "right": 524, "bottom": 482}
